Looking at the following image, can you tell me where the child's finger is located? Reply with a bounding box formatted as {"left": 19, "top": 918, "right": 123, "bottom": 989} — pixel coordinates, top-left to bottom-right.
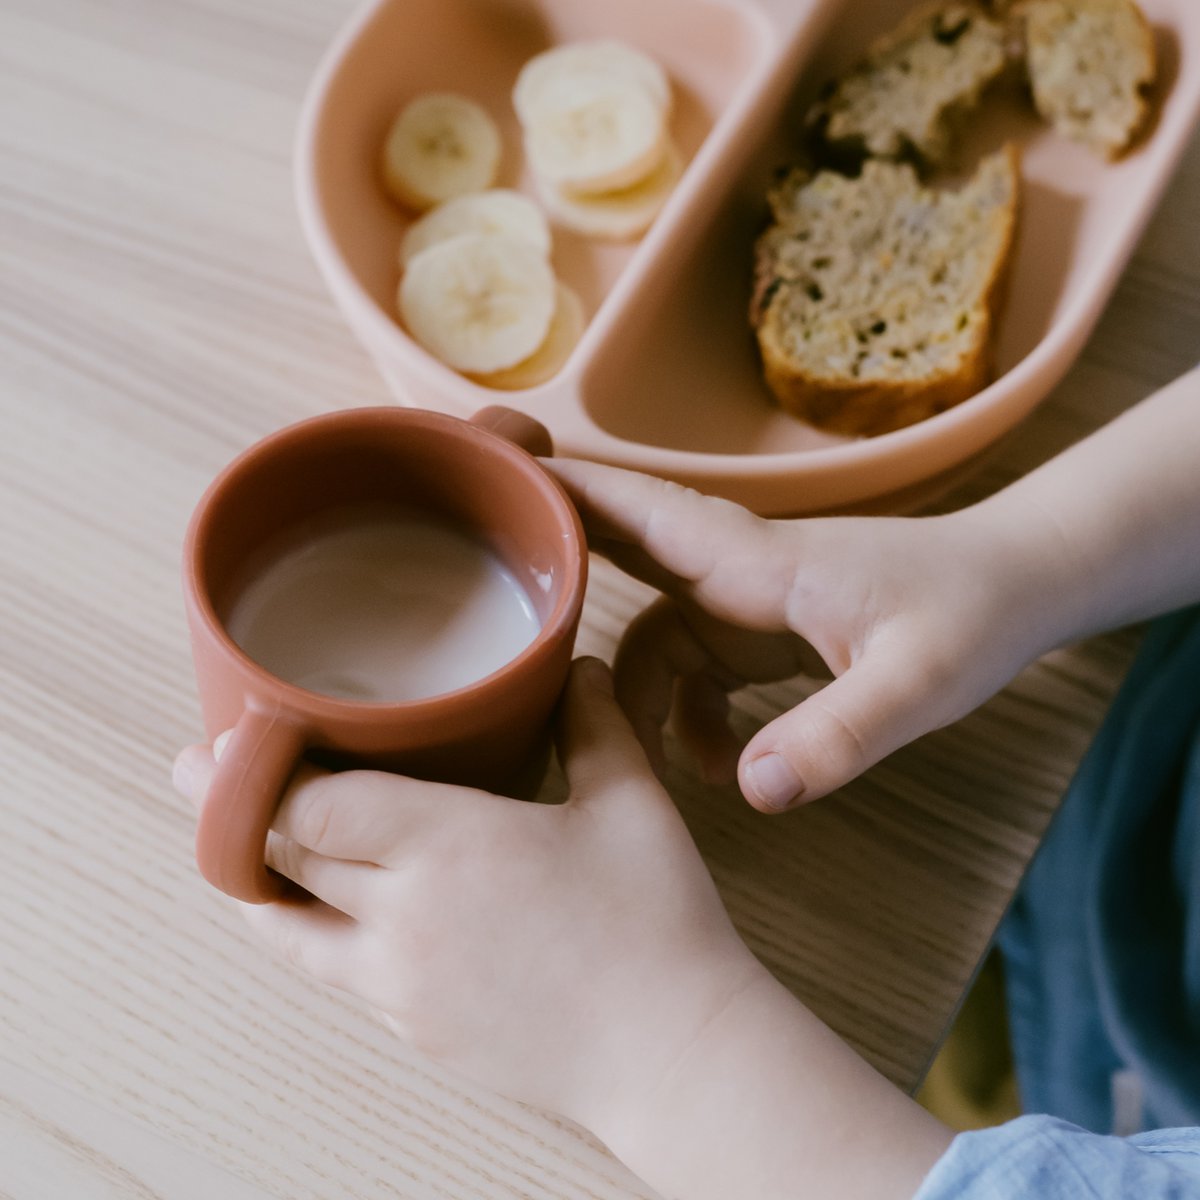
{"left": 543, "top": 458, "right": 692, "bottom": 545}
{"left": 239, "top": 895, "right": 363, "bottom": 993}
{"left": 545, "top": 460, "right": 788, "bottom": 623}
{"left": 673, "top": 674, "right": 742, "bottom": 786}
{"left": 269, "top": 769, "right": 493, "bottom": 868}
{"left": 585, "top": 532, "right": 695, "bottom": 600}
{"left": 264, "top": 832, "right": 375, "bottom": 918}
{"left": 612, "top": 599, "right": 721, "bottom": 775}
{"left": 554, "top": 657, "right": 661, "bottom": 805}
{"left": 172, "top": 743, "right": 216, "bottom": 806}
{"left": 175, "top": 739, "right": 498, "bottom": 868}
{"left": 171, "top": 731, "right": 237, "bottom": 807}
{"left": 737, "top": 653, "right": 923, "bottom": 811}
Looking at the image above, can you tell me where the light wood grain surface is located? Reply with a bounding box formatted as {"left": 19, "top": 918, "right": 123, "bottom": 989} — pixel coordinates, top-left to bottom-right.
{"left": 1, "top": 1, "right": 1197, "bottom": 1197}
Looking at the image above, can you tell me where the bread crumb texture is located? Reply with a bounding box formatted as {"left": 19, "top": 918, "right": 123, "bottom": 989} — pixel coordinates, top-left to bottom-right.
{"left": 811, "top": 2, "right": 1010, "bottom": 168}
{"left": 1019, "top": 0, "right": 1156, "bottom": 158}
{"left": 753, "top": 146, "right": 1020, "bottom": 437}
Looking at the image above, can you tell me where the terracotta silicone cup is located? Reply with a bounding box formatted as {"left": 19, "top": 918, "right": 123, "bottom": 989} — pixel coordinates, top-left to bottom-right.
{"left": 183, "top": 405, "right": 584, "bottom": 904}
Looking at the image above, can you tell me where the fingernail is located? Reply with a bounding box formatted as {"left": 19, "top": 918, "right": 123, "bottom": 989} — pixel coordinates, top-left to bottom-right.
{"left": 213, "top": 729, "right": 232, "bottom": 761}
{"left": 172, "top": 754, "right": 195, "bottom": 798}
{"left": 745, "top": 753, "right": 803, "bottom": 811}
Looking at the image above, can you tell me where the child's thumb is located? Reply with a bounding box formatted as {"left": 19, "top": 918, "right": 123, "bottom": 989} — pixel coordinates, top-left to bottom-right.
{"left": 737, "top": 658, "right": 921, "bottom": 812}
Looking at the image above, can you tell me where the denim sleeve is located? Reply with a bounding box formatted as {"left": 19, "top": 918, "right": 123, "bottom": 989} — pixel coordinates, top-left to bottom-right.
{"left": 913, "top": 1115, "right": 1200, "bottom": 1199}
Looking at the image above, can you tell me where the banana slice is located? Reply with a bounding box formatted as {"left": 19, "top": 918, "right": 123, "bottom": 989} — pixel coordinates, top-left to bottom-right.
{"left": 514, "top": 40, "right": 672, "bottom": 126}
{"left": 400, "top": 190, "right": 552, "bottom": 269}
{"left": 398, "top": 233, "right": 556, "bottom": 373}
{"left": 471, "top": 283, "right": 585, "bottom": 390}
{"left": 523, "top": 74, "right": 668, "bottom": 196}
{"left": 536, "top": 141, "right": 683, "bottom": 240}
{"left": 382, "top": 93, "right": 501, "bottom": 211}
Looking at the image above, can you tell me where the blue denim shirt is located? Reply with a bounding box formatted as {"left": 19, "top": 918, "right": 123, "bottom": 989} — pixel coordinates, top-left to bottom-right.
{"left": 996, "top": 606, "right": 1200, "bottom": 1135}
{"left": 915, "top": 1116, "right": 1200, "bottom": 1198}
{"left": 916, "top": 606, "right": 1200, "bottom": 1197}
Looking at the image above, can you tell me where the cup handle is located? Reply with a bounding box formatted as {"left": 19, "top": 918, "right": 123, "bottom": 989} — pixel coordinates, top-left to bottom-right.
{"left": 194, "top": 704, "right": 307, "bottom": 903}
{"left": 470, "top": 406, "right": 554, "bottom": 458}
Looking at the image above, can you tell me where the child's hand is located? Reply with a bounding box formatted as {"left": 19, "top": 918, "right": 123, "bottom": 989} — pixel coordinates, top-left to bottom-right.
{"left": 546, "top": 461, "right": 1067, "bottom": 812}
{"left": 172, "top": 658, "right": 767, "bottom": 1133}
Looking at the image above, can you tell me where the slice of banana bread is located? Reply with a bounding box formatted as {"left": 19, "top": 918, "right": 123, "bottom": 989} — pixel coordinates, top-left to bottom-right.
{"left": 1018, "top": 0, "right": 1155, "bottom": 159}
{"left": 807, "top": 2, "right": 1010, "bottom": 169}
{"left": 752, "top": 145, "right": 1020, "bottom": 437}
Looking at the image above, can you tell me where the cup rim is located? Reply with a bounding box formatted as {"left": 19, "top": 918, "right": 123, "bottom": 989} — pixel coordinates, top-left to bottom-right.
{"left": 183, "top": 405, "right": 587, "bottom": 717}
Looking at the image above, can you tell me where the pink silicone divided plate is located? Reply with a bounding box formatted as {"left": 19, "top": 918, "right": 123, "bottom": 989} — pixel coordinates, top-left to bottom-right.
{"left": 295, "top": 0, "right": 1200, "bottom": 515}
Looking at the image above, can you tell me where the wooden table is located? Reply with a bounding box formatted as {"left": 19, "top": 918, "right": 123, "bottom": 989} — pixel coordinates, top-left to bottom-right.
{"left": 2, "top": 1, "right": 1197, "bottom": 1196}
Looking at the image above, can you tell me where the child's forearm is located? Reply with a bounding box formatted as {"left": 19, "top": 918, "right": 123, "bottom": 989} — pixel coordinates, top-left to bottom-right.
{"left": 590, "top": 969, "right": 951, "bottom": 1200}
{"left": 970, "top": 364, "right": 1200, "bottom": 650}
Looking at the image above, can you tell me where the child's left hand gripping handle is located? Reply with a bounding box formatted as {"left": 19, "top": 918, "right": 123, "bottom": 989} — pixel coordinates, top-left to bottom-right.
{"left": 194, "top": 704, "right": 308, "bottom": 903}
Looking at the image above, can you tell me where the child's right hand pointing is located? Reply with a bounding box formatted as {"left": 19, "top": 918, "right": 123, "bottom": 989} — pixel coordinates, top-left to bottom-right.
{"left": 545, "top": 460, "right": 1071, "bottom": 812}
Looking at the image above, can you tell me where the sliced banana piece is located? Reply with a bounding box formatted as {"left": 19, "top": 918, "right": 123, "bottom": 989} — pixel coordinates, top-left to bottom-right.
{"left": 398, "top": 233, "right": 556, "bottom": 373}
{"left": 523, "top": 74, "right": 668, "bottom": 196}
{"left": 382, "top": 93, "right": 501, "bottom": 211}
{"left": 536, "top": 141, "right": 683, "bottom": 240}
{"left": 471, "top": 283, "right": 585, "bottom": 390}
{"left": 399, "top": 189, "right": 551, "bottom": 268}
{"left": 514, "top": 39, "right": 672, "bottom": 126}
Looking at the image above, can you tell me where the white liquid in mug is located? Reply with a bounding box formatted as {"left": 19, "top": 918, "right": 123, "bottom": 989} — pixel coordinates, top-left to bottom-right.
{"left": 224, "top": 503, "right": 542, "bottom": 703}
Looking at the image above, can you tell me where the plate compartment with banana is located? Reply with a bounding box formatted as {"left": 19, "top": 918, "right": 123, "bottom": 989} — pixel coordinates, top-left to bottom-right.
{"left": 378, "top": 38, "right": 679, "bottom": 386}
